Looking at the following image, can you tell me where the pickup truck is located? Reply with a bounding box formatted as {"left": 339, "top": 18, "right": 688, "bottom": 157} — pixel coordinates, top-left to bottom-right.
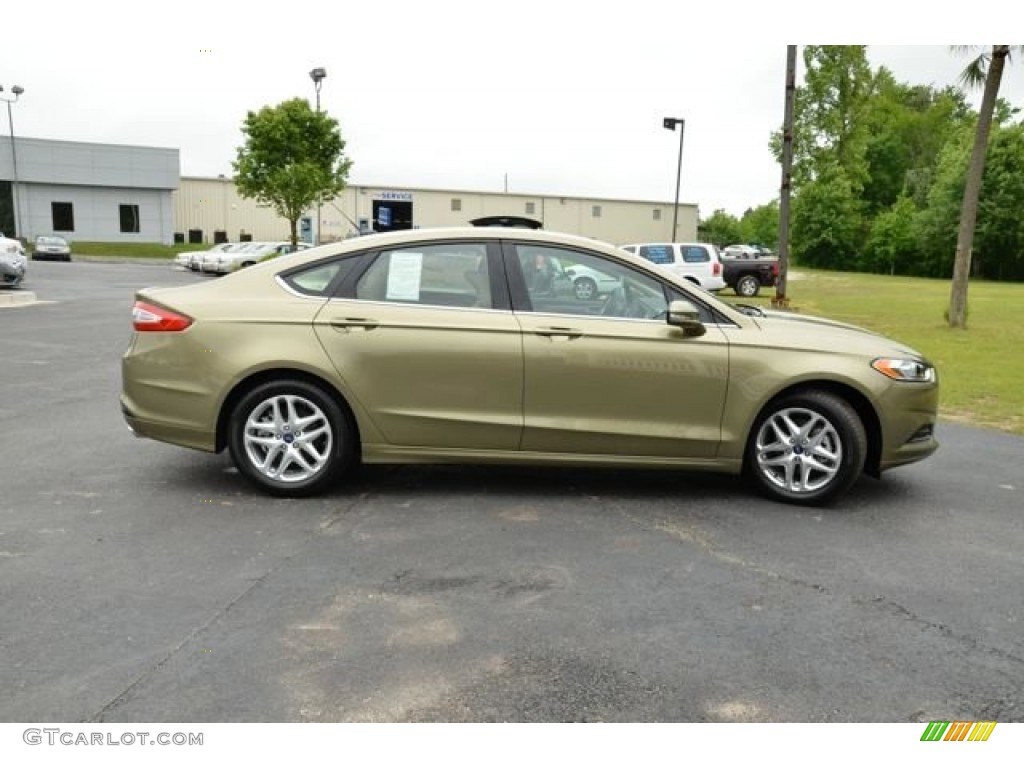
{"left": 721, "top": 255, "right": 778, "bottom": 297}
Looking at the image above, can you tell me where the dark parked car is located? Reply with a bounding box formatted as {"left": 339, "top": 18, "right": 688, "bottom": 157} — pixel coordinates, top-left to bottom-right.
{"left": 722, "top": 254, "right": 778, "bottom": 297}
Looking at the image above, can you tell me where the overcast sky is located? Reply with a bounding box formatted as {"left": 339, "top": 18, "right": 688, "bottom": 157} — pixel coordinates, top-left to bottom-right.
{"left": 5, "top": 2, "right": 1023, "bottom": 217}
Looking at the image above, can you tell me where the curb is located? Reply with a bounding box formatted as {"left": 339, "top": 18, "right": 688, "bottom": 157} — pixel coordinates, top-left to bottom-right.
{"left": 0, "top": 291, "right": 38, "bottom": 307}
{"left": 74, "top": 256, "right": 176, "bottom": 265}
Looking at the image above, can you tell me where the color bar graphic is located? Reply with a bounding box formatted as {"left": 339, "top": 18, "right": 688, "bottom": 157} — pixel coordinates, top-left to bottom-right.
{"left": 920, "top": 721, "right": 996, "bottom": 742}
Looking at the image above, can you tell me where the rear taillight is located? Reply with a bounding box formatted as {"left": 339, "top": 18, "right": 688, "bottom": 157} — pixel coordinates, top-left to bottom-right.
{"left": 132, "top": 301, "right": 192, "bottom": 332}
{"left": 772, "top": 262, "right": 779, "bottom": 277}
{"left": 713, "top": 261, "right": 721, "bottom": 276}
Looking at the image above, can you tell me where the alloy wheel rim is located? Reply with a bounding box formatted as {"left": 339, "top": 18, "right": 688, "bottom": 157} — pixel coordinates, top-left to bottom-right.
{"left": 243, "top": 395, "right": 333, "bottom": 483}
{"left": 754, "top": 406, "right": 842, "bottom": 494}
{"left": 575, "top": 280, "right": 594, "bottom": 299}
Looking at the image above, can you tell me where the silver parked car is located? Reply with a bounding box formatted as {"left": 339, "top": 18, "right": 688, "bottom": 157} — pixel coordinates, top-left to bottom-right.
{"left": 207, "top": 241, "right": 309, "bottom": 275}
{"left": 32, "top": 235, "right": 72, "bottom": 262}
{"left": 0, "top": 235, "right": 28, "bottom": 287}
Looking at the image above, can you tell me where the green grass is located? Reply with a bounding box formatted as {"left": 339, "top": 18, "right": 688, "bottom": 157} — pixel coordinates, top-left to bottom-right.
{"left": 70, "top": 241, "right": 204, "bottom": 259}
{"left": 728, "top": 269, "right": 1024, "bottom": 434}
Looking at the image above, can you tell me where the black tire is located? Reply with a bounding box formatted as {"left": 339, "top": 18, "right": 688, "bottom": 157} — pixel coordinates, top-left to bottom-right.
{"left": 744, "top": 390, "right": 866, "bottom": 505}
{"left": 573, "top": 277, "right": 597, "bottom": 300}
{"left": 227, "top": 379, "right": 354, "bottom": 496}
{"left": 735, "top": 274, "right": 760, "bottom": 297}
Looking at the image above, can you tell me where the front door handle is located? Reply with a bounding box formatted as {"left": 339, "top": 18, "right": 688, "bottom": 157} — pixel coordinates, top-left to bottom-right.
{"left": 534, "top": 326, "right": 583, "bottom": 339}
{"left": 329, "top": 317, "right": 379, "bottom": 331}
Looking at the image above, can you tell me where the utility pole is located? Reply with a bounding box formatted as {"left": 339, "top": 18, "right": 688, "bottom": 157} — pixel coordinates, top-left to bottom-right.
{"left": 773, "top": 46, "right": 797, "bottom": 309}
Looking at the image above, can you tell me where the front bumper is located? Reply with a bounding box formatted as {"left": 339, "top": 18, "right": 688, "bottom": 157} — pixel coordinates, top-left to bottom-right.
{"left": 0, "top": 261, "right": 26, "bottom": 285}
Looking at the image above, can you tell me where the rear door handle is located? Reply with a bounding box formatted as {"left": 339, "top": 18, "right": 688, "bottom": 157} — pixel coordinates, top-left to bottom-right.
{"left": 534, "top": 326, "right": 583, "bottom": 339}
{"left": 329, "top": 317, "right": 379, "bottom": 331}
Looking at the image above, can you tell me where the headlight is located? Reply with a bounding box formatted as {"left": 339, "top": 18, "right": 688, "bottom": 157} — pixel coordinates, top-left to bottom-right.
{"left": 871, "top": 358, "right": 936, "bottom": 383}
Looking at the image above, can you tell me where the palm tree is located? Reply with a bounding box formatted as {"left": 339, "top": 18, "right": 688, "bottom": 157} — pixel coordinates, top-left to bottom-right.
{"left": 947, "top": 45, "right": 1015, "bottom": 329}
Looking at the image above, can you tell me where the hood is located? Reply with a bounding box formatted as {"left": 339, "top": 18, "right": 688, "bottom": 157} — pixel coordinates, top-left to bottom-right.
{"left": 749, "top": 308, "right": 926, "bottom": 359}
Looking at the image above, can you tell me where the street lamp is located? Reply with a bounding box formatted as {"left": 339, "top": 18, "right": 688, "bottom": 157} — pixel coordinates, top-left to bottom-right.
{"left": 663, "top": 116, "right": 685, "bottom": 242}
{"left": 1, "top": 85, "right": 25, "bottom": 239}
{"left": 308, "top": 67, "right": 327, "bottom": 245}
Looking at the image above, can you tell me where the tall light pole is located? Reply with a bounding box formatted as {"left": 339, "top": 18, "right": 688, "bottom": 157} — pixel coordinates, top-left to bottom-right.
{"left": 309, "top": 67, "right": 327, "bottom": 246}
{"left": 1, "top": 85, "right": 25, "bottom": 239}
{"left": 663, "top": 117, "right": 685, "bottom": 242}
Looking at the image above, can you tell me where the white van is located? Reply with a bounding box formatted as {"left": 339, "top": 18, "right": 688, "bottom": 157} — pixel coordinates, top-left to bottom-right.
{"left": 619, "top": 242, "right": 726, "bottom": 292}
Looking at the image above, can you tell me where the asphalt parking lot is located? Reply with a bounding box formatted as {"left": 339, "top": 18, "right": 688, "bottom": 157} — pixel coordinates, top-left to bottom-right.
{"left": 1, "top": 260, "right": 1022, "bottom": 723}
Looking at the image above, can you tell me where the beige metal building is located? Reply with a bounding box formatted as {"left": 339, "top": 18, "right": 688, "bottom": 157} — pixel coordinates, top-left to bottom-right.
{"left": 173, "top": 177, "right": 698, "bottom": 247}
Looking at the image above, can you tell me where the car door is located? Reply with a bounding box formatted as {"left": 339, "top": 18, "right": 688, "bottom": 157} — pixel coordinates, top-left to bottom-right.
{"left": 506, "top": 242, "right": 730, "bottom": 459}
{"left": 312, "top": 241, "right": 524, "bottom": 450}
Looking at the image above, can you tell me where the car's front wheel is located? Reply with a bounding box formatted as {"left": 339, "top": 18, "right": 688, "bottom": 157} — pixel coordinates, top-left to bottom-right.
{"left": 745, "top": 390, "right": 866, "bottom": 505}
{"left": 735, "top": 274, "right": 760, "bottom": 297}
{"left": 227, "top": 379, "right": 353, "bottom": 496}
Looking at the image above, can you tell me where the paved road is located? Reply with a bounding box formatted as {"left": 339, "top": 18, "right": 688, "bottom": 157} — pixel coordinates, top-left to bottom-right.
{"left": 2, "top": 261, "right": 1022, "bottom": 722}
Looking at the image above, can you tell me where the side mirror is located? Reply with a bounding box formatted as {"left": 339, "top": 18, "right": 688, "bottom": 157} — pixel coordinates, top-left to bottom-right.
{"left": 666, "top": 299, "right": 706, "bottom": 337}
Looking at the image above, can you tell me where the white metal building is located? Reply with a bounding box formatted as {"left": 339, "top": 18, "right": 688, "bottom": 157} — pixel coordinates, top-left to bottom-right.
{"left": 173, "top": 177, "right": 699, "bottom": 247}
{"left": 0, "top": 137, "right": 179, "bottom": 244}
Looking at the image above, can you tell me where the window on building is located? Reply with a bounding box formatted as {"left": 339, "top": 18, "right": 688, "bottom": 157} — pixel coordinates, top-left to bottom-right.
{"left": 525, "top": 201, "right": 536, "bottom": 215}
{"left": 52, "top": 202, "right": 75, "bottom": 232}
{"left": 592, "top": 205, "right": 602, "bottom": 218}
{"left": 119, "top": 204, "right": 140, "bottom": 233}
{"left": 653, "top": 208, "right": 662, "bottom": 221}
{"left": 451, "top": 198, "right": 462, "bottom": 212}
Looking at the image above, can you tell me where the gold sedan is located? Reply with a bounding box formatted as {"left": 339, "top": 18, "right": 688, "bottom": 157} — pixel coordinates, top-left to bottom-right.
{"left": 121, "top": 227, "right": 938, "bottom": 505}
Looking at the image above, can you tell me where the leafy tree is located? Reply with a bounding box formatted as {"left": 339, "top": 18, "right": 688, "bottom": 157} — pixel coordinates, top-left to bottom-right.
{"left": 791, "top": 164, "right": 864, "bottom": 268}
{"left": 862, "top": 196, "right": 918, "bottom": 274}
{"left": 914, "top": 125, "right": 972, "bottom": 278}
{"left": 947, "top": 45, "right": 1018, "bottom": 328}
{"left": 861, "top": 73, "right": 970, "bottom": 214}
{"left": 699, "top": 209, "right": 741, "bottom": 247}
{"left": 739, "top": 201, "right": 780, "bottom": 250}
{"left": 788, "top": 46, "right": 874, "bottom": 192}
{"left": 973, "top": 124, "right": 1024, "bottom": 281}
{"left": 233, "top": 98, "right": 352, "bottom": 247}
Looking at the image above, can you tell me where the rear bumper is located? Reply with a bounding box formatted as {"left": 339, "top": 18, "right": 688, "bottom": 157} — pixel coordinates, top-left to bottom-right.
{"left": 120, "top": 397, "right": 217, "bottom": 452}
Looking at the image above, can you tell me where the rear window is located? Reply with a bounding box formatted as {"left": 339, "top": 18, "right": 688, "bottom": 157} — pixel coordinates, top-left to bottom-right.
{"left": 637, "top": 244, "right": 674, "bottom": 265}
{"left": 681, "top": 246, "right": 710, "bottom": 263}
{"left": 280, "top": 256, "right": 360, "bottom": 297}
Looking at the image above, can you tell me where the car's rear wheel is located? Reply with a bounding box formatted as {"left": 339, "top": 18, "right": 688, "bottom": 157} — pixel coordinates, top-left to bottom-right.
{"left": 227, "top": 379, "right": 353, "bottom": 496}
{"left": 735, "top": 274, "right": 760, "bottom": 297}
{"left": 745, "top": 390, "right": 866, "bottom": 505}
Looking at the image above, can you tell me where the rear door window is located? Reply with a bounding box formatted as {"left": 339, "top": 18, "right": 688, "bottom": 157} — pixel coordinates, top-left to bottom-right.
{"left": 355, "top": 243, "right": 492, "bottom": 309}
{"left": 637, "top": 244, "right": 675, "bottom": 265}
